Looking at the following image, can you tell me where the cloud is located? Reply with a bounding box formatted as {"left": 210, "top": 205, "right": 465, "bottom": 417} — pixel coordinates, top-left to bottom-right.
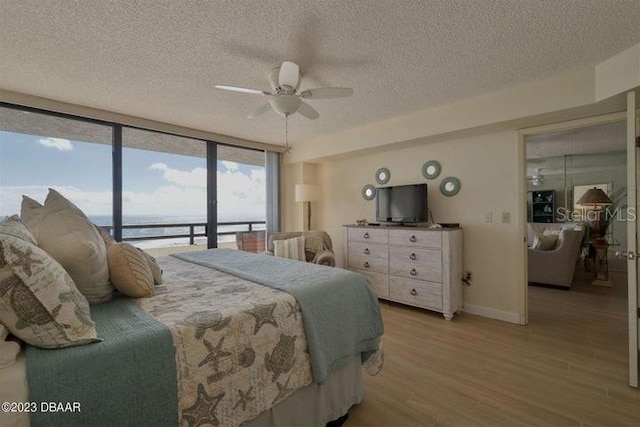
{"left": 221, "top": 161, "right": 238, "bottom": 172}
{"left": 0, "top": 185, "right": 111, "bottom": 216}
{"left": 38, "top": 137, "right": 73, "bottom": 151}
{"left": 1, "top": 166, "right": 266, "bottom": 220}
{"left": 149, "top": 162, "right": 206, "bottom": 188}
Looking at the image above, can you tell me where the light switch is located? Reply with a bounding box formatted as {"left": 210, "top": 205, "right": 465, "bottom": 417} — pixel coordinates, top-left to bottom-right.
{"left": 485, "top": 212, "right": 493, "bottom": 223}
{"left": 502, "top": 212, "right": 511, "bottom": 223}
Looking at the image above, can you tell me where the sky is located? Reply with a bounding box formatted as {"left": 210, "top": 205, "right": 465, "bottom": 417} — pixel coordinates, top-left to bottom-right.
{"left": 0, "top": 131, "right": 266, "bottom": 221}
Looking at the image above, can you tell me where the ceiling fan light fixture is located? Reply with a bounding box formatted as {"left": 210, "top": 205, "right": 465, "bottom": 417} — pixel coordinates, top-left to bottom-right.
{"left": 270, "top": 95, "right": 301, "bottom": 117}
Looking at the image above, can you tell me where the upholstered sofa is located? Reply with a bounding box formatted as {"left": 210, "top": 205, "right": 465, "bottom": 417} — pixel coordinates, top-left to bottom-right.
{"left": 266, "top": 231, "right": 336, "bottom": 267}
{"left": 527, "top": 223, "right": 586, "bottom": 288}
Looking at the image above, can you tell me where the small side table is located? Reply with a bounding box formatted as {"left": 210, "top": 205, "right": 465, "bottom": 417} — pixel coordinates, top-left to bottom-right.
{"left": 590, "top": 241, "right": 612, "bottom": 287}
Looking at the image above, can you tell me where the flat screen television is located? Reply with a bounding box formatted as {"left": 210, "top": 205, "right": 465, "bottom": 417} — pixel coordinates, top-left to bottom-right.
{"left": 376, "top": 183, "right": 428, "bottom": 224}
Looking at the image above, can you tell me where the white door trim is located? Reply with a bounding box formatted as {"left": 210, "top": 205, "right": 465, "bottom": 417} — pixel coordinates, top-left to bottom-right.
{"left": 626, "top": 91, "right": 638, "bottom": 388}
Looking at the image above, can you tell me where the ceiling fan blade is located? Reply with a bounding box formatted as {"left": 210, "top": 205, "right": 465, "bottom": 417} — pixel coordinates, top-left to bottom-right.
{"left": 247, "top": 103, "right": 272, "bottom": 119}
{"left": 279, "top": 61, "right": 300, "bottom": 89}
{"left": 299, "top": 87, "right": 353, "bottom": 99}
{"left": 297, "top": 101, "right": 319, "bottom": 120}
{"left": 215, "top": 85, "right": 270, "bottom": 96}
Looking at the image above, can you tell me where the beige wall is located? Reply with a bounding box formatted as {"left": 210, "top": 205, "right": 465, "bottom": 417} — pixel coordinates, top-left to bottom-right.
{"left": 284, "top": 131, "right": 524, "bottom": 323}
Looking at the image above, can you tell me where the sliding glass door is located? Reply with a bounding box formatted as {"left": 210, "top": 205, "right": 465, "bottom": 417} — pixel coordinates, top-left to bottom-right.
{"left": 122, "top": 127, "right": 208, "bottom": 250}
{"left": 0, "top": 103, "right": 277, "bottom": 252}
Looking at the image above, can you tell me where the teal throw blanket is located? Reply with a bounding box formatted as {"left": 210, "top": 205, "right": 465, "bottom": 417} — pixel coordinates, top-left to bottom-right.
{"left": 26, "top": 296, "right": 178, "bottom": 427}
{"left": 173, "top": 249, "right": 384, "bottom": 384}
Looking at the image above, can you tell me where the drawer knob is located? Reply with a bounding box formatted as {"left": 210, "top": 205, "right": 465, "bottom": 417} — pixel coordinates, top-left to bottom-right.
{"left": 364, "top": 232, "right": 370, "bottom": 239}
{"left": 364, "top": 248, "right": 370, "bottom": 255}
{"left": 364, "top": 261, "right": 370, "bottom": 269}
{"left": 409, "top": 235, "right": 417, "bottom": 242}
{"left": 410, "top": 289, "right": 418, "bottom": 296}
{"left": 410, "top": 268, "right": 417, "bottom": 276}
{"left": 409, "top": 253, "right": 417, "bottom": 260}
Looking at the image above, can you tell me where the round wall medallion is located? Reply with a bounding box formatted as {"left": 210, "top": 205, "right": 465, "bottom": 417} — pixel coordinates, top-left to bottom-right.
{"left": 422, "top": 160, "right": 441, "bottom": 180}
{"left": 440, "top": 177, "right": 461, "bottom": 197}
{"left": 362, "top": 184, "right": 376, "bottom": 201}
{"left": 375, "top": 167, "right": 391, "bottom": 185}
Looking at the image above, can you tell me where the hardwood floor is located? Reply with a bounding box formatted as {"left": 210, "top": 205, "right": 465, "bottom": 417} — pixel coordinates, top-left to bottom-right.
{"left": 347, "top": 269, "right": 640, "bottom": 426}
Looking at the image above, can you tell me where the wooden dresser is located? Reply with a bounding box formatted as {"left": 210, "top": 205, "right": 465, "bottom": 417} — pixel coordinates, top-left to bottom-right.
{"left": 343, "top": 225, "right": 463, "bottom": 320}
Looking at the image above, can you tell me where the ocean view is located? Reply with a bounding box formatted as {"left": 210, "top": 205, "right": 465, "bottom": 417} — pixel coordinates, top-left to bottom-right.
{"left": 1, "top": 214, "right": 265, "bottom": 249}
{"left": 91, "top": 215, "right": 266, "bottom": 248}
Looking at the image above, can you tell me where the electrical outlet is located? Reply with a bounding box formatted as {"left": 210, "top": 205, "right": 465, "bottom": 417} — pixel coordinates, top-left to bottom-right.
{"left": 501, "top": 212, "right": 511, "bottom": 223}
{"left": 485, "top": 212, "right": 493, "bottom": 223}
{"left": 462, "top": 271, "right": 472, "bottom": 285}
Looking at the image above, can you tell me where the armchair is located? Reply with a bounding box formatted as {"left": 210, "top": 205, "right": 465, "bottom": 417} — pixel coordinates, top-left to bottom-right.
{"left": 528, "top": 227, "right": 585, "bottom": 288}
{"left": 267, "top": 231, "right": 335, "bottom": 266}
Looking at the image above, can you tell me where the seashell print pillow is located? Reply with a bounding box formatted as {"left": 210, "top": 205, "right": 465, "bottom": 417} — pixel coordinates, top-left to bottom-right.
{"left": 0, "top": 216, "right": 100, "bottom": 348}
{"left": 107, "top": 243, "right": 154, "bottom": 298}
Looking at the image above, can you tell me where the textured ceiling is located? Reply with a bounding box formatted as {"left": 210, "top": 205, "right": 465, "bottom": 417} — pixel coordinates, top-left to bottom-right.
{"left": 0, "top": 0, "right": 638, "bottom": 148}
{"left": 526, "top": 121, "right": 627, "bottom": 159}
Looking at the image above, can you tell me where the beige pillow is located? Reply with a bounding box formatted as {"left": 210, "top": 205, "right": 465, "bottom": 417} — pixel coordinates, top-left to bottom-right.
{"left": 20, "top": 195, "right": 43, "bottom": 235}
{"left": 0, "top": 216, "right": 99, "bottom": 349}
{"left": 93, "top": 225, "right": 163, "bottom": 285}
{"left": 273, "top": 236, "right": 306, "bottom": 261}
{"left": 137, "top": 248, "right": 164, "bottom": 285}
{"left": 27, "top": 189, "right": 113, "bottom": 304}
{"left": 107, "top": 243, "right": 154, "bottom": 298}
{"left": 532, "top": 233, "right": 558, "bottom": 251}
{"left": 94, "top": 224, "right": 116, "bottom": 249}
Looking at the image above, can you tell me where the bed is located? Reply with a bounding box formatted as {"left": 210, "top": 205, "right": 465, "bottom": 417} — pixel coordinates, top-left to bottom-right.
{"left": 0, "top": 249, "right": 384, "bottom": 427}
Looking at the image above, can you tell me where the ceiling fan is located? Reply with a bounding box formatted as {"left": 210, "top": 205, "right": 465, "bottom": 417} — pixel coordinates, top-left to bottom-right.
{"left": 215, "top": 61, "right": 353, "bottom": 120}
{"left": 528, "top": 168, "right": 545, "bottom": 186}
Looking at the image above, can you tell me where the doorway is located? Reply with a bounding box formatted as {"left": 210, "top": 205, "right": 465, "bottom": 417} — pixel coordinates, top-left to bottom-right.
{"left": 520, "top": 115, "right": 635, "bottom": 387}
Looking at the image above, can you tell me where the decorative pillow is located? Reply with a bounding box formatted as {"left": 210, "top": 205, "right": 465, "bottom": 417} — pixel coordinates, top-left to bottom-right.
{"left": 107, "top": 243, "right": 154, "bottom": 298}
{"left": 273, "top": 236, "right": 306, "bottom": 261}
{"left": 137, "top": 248, "right": 164, "bottom": 285}
{"left": 27, "top": 189, "right": 113, "bottom": 304}
{"left": 0, "top": 217, "right": 99, "bottom": 349}
{"left": 0, "top": 215, "right": 37, "bottom": 245}
{"left": 532, "top": 233, "right": 558, "bottom": 251}
{"left": 93, "top": 224, "right": 163, "bottom": 285}
{"left": 94, "top": 224, "right": 116, "bottom": 249}
{"left": 20, "top": 195, "right": 44, "bottom": 236}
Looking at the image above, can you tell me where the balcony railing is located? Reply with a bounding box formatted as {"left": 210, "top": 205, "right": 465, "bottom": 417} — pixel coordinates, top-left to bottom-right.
{"left": 101, "top": 220, "right": 265, "bottom": 245}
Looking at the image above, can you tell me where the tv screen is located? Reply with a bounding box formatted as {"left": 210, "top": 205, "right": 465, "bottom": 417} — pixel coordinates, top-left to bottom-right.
{"left": 376, "top": 184, "right": 428, "bottom": 223}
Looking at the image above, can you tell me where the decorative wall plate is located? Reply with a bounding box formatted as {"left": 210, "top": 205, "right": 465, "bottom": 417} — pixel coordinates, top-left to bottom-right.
{"left": 362, "top": 184, "right": 376, "bottom": 200}
{"left": 375, "top": 167, "right": 390, "bottom": 185}
{"left": 440, "top": 177, "right": 461, "bottom": 196}
{"left": 422, "top": 160, "right": 441, "bottom": 180}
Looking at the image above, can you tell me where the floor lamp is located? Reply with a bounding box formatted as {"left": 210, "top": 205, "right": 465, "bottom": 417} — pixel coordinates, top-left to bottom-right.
{"left": 295, "top": 184, "right": 320, "bottom": 231}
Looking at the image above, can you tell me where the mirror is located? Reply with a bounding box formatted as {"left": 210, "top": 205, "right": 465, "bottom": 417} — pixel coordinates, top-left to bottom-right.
{"left": 422, "top": 161, "right": 441, "bottom": 180}
{"left": 362, "top": 184, "right": 376, "bottom": 200}
{"left": 375, "top": 167, "right": 390, "bottom": 185}
{"left": 440, "top": 177, "right": 461, "bottom": 197}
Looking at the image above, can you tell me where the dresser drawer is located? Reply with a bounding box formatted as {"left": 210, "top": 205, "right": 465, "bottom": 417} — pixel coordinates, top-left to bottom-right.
{"left": 357, "top": 270, "right": 389, "bottom": 298}
{"left": 390, "top": 277, "right": 442, "bottom": 310}
{"left": 348, "top": 254, "right": 388, "bottom": 274}
{"left": 389, "top": 247, "right": 442, "bottom": 282}
{"left": 389, "top": 229, "right": 442, "bottom": 249}
{"left": 348, "top": 242, "right": 388, "bottom": 260}
{"left": 348, "top": 227, "right": 388, "bottom": 244}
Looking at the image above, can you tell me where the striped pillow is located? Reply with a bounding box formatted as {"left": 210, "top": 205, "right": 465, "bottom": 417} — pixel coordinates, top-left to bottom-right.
{"left": 107, "top": 243, "right": 154, "bottom": 298}
{"left": 273, "top": 236, "right": 306, "bottom": 261}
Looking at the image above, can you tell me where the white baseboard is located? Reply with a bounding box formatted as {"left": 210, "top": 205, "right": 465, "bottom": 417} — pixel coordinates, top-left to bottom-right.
{"left": 462, "top": 304, "right": 520, "bottom": 324}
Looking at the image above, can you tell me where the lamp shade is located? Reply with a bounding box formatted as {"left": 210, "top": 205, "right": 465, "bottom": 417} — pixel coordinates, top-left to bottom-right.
{"left": 295, "top": 184, "right": 320, "bottom": 202}
{"left": 576, "top": 187, "right": 612, "bottom": 206}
